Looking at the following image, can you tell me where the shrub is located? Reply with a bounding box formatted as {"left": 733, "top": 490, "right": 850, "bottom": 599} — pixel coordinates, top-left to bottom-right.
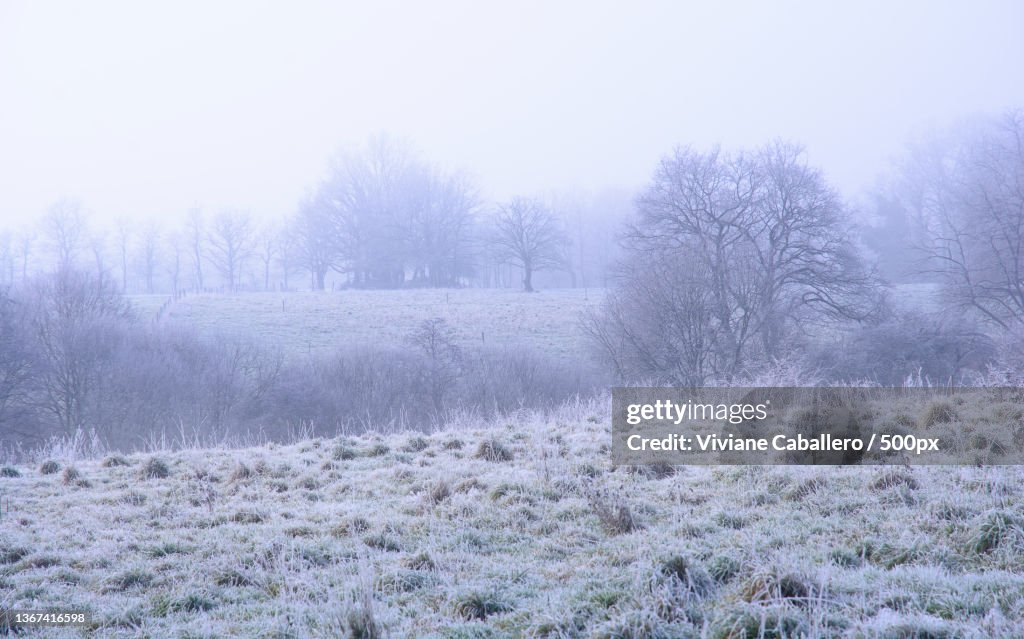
{"left": 0, "top": 466, "right": 20, "bottom": 478}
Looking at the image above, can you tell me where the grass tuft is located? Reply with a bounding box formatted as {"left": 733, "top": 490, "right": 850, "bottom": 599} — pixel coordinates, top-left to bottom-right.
{"left": 453, "top": 589, "right": 513, "bottom": 620}
{"left": 102, "top": 455, "right": 132, "bottom": 468}
{"left": 39, "top": 460, "right": 60, "bottom": 475}
{"left": 871, "top": 470, "right": 919, "bottom": 491}
{"left": 139, "top": 457, "right": 171, "bottom": 479}
{"left": 969, "top": 510, "right": 1023, "bottom": 554}
{"left": 61, "top": 465, "right": 81, "bottom": 485}
{"left": 919, "top": 401, "right": 957, "bottom": 428}
{"left": 474, "top": 438, "right": 513, "bottom": 462}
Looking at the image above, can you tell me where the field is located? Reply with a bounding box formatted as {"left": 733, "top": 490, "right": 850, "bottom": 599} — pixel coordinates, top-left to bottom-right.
{"left": 129, "top": 289, "right": 603, "bottom": 360}
{"left": 2, "top": 396, "right": 1024, "bottom": 638}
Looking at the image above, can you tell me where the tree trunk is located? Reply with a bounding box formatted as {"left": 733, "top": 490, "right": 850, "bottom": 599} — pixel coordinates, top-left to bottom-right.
{"left": 523, "top": 264, "right": 534, "bottom": 292}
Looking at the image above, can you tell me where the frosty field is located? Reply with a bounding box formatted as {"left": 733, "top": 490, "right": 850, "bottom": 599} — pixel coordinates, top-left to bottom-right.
{"left": 132, "top": 289, "right": 603, "bottom": 360}
{"left": 2, "top": 396, "right": 1024, "bottom": 638}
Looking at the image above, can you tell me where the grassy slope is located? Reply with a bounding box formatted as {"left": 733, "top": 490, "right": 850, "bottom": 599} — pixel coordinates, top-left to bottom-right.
{"left": 2, "top": 398, "right": 1024, "bottom": 638}
{"left": 130, "top": 289, "right": 602, "bottom": 360}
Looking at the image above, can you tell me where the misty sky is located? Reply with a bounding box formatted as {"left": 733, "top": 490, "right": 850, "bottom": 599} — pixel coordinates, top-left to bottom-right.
{"left": 1, "top": 0, "right": 1023, "bottom": 229}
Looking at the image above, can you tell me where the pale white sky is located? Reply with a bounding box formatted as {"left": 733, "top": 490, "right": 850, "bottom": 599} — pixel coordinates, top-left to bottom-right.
{"left": 1, "top": 0, "right": 1023, "bottom": 229}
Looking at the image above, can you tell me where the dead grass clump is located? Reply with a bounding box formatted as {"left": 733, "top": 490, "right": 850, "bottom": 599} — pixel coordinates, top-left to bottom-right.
{"left": 333, "top": 445, "right": 358, "bottom": 461}
{"left": 588, "top": 490, "right": 641, "bottom": 535}
{"left": 424, "top": 480, "right": 451, "bottom": 505}
{"left": 403, "top": 436, "right": 429, "bottom": 453}
{"left": 740, "top": 569, "right": 815, "bottom": 606}
{"left": 454, "top": 478, "right": 485, "bottom": 493}
{"left": 230, "top": 510, "right": 266, "bottom": 524}
{"left": 332, "top": 517, "right": 371, "bottom": 537}
{"left": 628, "top": 462, "right": 677, "bottom": 480}
{"left": 39, "top": 460, "right": 61, "bottom": 475}
{"left": 919, "top": 401, "right": 957, "bottom": 428}
{"left": 61, "top": 465, "right": 81, "bottom": 485}
{"left": 102, "top": 455, "right": 131, "bottom": 468}
{"left": 366, "top": 443, "right": 390, "bottom": 457}
{"left": 784, "top": 476, "right": 827, "bottom": 501}
{"left": 443, "top": 439, "right": 463, "bottom": 450}
{"left": 453, "top": 589, "right": 513, "bottom": 620}
{"left": 474, "top": 438, "right": 513, "bottom": 462}
{"left": 214, "top": 568, "right": 256, "bottom": 587}
{"left": 139, "top": 457, "right": 171, "bottom": 479}
{"left": 229, "top": 462, "right": 255, "bottom": 482}
{"left": 870, "top": 470, "right": 919, "bottom": 491}
{"left": 0, "top": 466, "right": 20, "bottom": 478}
{"left": 401, "top": 551, "right": 437, "bottom": 571}
{"left": 106, "top": 568, "right": 153, "bottom": 592}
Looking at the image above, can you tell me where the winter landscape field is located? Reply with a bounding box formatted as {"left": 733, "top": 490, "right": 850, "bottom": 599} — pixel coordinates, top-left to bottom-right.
{"left": 2, "top": 395, "right": 1024, "bottom": 638}
{"left": 141, "top": 288, "right": 602, "bottom": 360}
{"left": 5, "top": 2, "right": 1024, "bottom": 637}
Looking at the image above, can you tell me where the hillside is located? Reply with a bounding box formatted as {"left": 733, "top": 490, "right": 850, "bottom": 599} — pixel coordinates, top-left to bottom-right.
{"left": 130, "top": 289, "right": 603, "bottom": 360}
{"left": 2, "top": 398, "right": 1023, "bottom": 638}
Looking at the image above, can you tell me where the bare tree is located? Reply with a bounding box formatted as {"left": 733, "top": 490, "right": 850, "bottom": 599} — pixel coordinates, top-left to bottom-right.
{"left": 114, "top": 218, "right": 132, "bottom": 292}
{"left": 489, "top": 197, "right": 569, "bottom": 292}
{"left": 899, "top": 109, "right": 1024, "bottom": 329}
{"left": 17, "top": 230, "right": 34, "bottom": 283}
{"left": 587, "top": 142, "right": 883, "bottom": 383}
{"left": 207, "top": 210, "right": 255, "bottom": 292}
{"left": 256, "top": 225, "right": 279, "bottom": 291}
{"left": 41, "top": 198, "right": 88, "bottom": 270}
{"left": 0, "top": 289, "right": 35, "bottom": 434}
{"left": 164, "top": 231, "right": 183, "bottom": 296}
{"left": 292, "top": 193, "right": 339, "bottom": 290}
{"left": 186, "top": 206, "right": 205, "bottom": 291}
{"left": 28, "top": 269, "right": 132, "bottom": 435}
{"left": 137, "top": 221, "right": 161, "bottom": 294}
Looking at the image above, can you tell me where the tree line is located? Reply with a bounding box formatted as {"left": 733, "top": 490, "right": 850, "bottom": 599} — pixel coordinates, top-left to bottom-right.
{"left": 586, "top": 109, "right": 1024, "bottom": 386}
{"left": 0, "top": 136, "right": 629, "bottom": 295}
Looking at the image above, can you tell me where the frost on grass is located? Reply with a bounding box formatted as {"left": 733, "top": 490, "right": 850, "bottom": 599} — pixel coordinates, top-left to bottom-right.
{"left": 1, "top": 396, "right": 1024, "bottom": 637}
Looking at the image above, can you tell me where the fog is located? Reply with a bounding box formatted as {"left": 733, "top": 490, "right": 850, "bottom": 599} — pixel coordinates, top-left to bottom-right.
{"left": 2, "top": 0, "right": 1023, "bottom": 228}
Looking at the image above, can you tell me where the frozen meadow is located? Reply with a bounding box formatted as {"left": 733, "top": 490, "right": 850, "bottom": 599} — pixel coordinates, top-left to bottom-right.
{"left": 2, "top": 394, "right": 1024, "bottom": 638}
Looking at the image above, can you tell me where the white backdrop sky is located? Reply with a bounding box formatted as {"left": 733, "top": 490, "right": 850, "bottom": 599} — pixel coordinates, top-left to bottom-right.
{"left": 1, "top": 0, "right": 1023, "bottom": 228}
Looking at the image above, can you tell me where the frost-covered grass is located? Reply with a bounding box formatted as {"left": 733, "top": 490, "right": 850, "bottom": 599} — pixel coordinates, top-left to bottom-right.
{"left": 2, "top": 396, "right": 1024, "bottom": 638}
{"left": 127, "top": 288, "right": 603, "bottom": 359}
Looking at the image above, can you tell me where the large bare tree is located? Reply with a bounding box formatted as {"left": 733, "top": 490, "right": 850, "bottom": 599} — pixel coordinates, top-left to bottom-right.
{"left": 900, "top": 109, "right": 1024, "bottom": 329}
{"left": 207, "top": 210, "right": 255, "bottom": 292}
{"left": 41, "top": 198, "right": 88, "bottom": 271}
{"left": 586, "top": 142, "right": 883, "bottom": 383}
{"left": 489, "top": 197, "right": 569, "bottom": 292}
